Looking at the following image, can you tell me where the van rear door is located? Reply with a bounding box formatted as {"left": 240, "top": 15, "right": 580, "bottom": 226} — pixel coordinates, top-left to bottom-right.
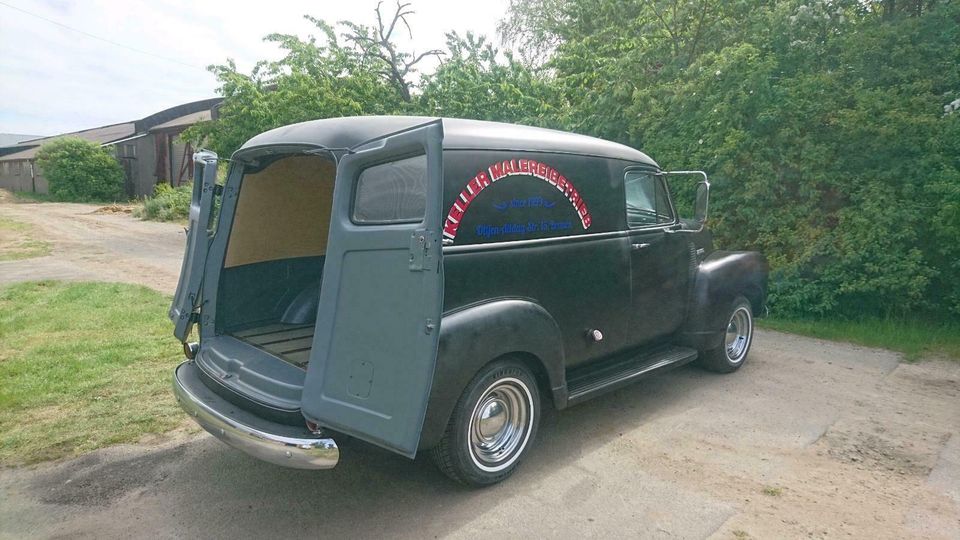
{"left": 169, "top": 151, "right": 218, "bottom": 342}
{"left": 301, "top": 120, "right": 444, "bottom": 458}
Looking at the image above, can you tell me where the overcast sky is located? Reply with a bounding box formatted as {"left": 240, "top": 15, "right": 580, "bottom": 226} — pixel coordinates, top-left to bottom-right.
{"left": 0, "top": 0, "right": 510, "bottom": 136}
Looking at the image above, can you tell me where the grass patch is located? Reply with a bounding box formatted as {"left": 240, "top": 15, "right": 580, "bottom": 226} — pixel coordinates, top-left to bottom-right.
{"left": 761, "top": 486, "right": 783, "bottom": 497}
{"left": 0, "top": 216, "right": 51, "bottom": 261}
{"left": 0, "top": 281, "right": 184, "bottom": 465}
{"left": 11, "top": 190, "right": 55, "bottom": 203}
{"left": 759, "top": 317, "right": 960, "bottom": 361}
{"left": 133, "top": 183, "right": 191, "bottom": 222}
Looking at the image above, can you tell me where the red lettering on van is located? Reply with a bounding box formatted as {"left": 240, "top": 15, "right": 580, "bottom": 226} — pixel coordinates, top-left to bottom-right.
{"left": 489, "top": 162, "right": 507, "bottom": 181}
{"left": 444, "top": 158, "right": 593, "bottom": 243}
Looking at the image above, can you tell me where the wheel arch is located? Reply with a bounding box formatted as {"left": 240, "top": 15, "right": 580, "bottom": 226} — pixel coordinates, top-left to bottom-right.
{"left": 418, "top": 298, "right": 566, "bottom": 450}
{"left": 499, "top": 350, "right": 556, "bottom": 410}
{"left": 679, "top": 250, "right": 768, "bottom": 351}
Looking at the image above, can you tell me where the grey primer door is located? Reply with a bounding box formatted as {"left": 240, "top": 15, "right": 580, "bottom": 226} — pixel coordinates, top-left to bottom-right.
{"left": 301, "top": 121, "right": 445, "bottom": 458}
{"left": 170, "top": 152, "right": 218, "bottom": 342}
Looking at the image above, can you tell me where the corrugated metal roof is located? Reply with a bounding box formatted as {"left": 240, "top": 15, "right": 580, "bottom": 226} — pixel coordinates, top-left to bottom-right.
{"left": 0, "top": 147, "right": 40, "bottom": 161}
{"left": 0, "top": 133, "right": 45, "bottom": 147}
{"left": 0, "top": 122, "right": 136, "bottom": 161}
{"left": 148, "top": 110, "right": 211, "bottom": 131}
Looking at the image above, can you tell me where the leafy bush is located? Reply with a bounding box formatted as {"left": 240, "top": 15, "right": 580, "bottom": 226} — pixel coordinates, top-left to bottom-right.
{"left": 532, "top": 0, "right": 960, "bottom": 319}
{"left": 135, "top": 183, "right": 191, "bottom": 222}
{"left": 34, "top": 138, "right": 125, "bottom": 202}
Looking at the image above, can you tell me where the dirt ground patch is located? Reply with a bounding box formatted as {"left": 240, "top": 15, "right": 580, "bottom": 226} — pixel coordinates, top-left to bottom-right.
{"left": 0, "top": 191, "right": 184, "bottom": 294}
{"left": 0, "top": 332, "right": 957, "bottom": 540}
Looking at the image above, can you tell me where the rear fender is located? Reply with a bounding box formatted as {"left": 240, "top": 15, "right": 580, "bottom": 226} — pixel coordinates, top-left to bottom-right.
{"left": 418, "top": 298, "right": 566, "bottom": 450}
{"left": 680, "top": 251, "right": 768, "bottom": 350}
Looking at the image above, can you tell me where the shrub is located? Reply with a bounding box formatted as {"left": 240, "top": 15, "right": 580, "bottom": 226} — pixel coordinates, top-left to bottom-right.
{"left": 34, "top": 138, "right": 125, "bottom": 202}
{"left": 135, "top": 183, "right": 192, "bottom": 222}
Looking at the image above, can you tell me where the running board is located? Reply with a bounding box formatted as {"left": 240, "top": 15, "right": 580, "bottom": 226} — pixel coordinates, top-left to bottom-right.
{"left": 566, "top": 345, "right": 698, "bottom": 406}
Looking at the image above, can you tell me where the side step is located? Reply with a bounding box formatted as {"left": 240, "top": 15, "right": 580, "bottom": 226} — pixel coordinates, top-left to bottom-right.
{"left": 566, "top": 345, "right": 698, "bottom": 406}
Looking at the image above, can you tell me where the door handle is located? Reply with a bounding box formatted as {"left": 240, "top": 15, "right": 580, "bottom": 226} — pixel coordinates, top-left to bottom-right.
{"left": 631, "top": 242, "right": 651, "bottom": 250}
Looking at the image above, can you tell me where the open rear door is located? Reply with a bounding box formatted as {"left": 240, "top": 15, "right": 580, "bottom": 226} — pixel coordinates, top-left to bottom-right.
{"left": 169, "top": 151, "right": 218, "bottom": 342}
{"left": 301, "top": 120, "right": 444, "bottom": 457}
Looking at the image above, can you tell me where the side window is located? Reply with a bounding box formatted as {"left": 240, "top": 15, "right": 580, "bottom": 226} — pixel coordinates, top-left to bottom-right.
{"left": 353, "top": 154, "right": 426, "bottom": 224}
{"left": 624, "top": 171, "right": 674, "bottom": 228}
{"left": 441, "top": 154, "right": 602, "bottom": 245}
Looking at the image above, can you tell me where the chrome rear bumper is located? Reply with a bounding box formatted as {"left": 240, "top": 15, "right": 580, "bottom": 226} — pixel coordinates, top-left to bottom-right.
{"left": 173, "top": 361, "right": 339, "bottom": 469}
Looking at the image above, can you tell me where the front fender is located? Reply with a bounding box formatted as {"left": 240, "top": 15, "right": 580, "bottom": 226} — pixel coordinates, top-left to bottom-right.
{"left": 680, "top": 251, "right": 768, "bottom": 350}
{"left": 418, "top": 298, "right": 565, "bottom": 450}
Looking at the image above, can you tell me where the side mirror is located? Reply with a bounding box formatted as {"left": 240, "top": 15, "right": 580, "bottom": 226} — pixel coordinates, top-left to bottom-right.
{"left": 662, "top": 170, "right": 710, "bottom": 232}
{"left": 694, "top": 181, "right": 709, "bottom": 226}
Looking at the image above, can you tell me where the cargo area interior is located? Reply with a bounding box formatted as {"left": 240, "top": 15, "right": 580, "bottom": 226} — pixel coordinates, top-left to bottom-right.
{"left": 215, "top": 154, "right": 335, "bottom": 369}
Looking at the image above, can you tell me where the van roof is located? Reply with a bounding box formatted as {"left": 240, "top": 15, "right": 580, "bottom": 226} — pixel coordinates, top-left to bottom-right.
{"left": 236, "top": 116, "right": 657, "bottom": 166}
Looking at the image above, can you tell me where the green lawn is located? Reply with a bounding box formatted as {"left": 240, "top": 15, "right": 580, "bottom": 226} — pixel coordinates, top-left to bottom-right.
{"left": 759, "top": 317, "right": 960, "bottom": 361}
{"left": 0, "top": 281, "right": 186, "bottom": 465}
{"left": 0, "top": 216, "right": 51, "bottom": 261}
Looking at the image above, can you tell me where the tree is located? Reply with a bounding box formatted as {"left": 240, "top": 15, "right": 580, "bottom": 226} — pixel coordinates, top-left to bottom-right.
{"left": 499, "top": 0, "right": 569, "bottom": 66}
{"left": 183, "top": 17, "right": 406, "bottom": 157}
{"left": 183, "top": 4, "right": 440, "bottom": 156}
{"left": 185, "top": 4, "right": 561, "bottom": 157}
{"left": 34, "top": 138, "right": 125, "bottom": 202}
{"left": 502, "top": 0, "right": 960, "bottom": 318}
{"left": 418, "top": 31, "right": 562, "bottom": 124}
{"left": 340, "top": 1, "right": 443, "bottom": 102}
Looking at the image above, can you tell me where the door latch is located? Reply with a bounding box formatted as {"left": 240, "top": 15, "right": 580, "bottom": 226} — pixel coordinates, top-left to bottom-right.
{"left": 408, "top": 229, "right": 436, "bottom": 271}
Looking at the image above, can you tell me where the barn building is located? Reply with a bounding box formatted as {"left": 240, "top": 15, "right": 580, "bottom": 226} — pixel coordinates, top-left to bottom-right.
{"left": 0, "top": 98, "right": 221, "bottom": 198}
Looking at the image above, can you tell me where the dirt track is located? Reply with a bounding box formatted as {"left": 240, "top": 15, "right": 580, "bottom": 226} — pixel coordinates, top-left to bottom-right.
{"left": 0, "top": 194, "right": 184, "bottom": 294}
{"left": 0, "top": 196, "right": 958, "bottom": 539}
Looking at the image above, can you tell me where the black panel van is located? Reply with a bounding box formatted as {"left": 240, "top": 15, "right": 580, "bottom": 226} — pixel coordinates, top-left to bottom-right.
{"left": 171, "top": 116, "right": 767, "bottom": 486}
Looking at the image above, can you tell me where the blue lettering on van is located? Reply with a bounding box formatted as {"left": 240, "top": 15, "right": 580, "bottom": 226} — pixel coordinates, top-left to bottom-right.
{"left": 475, "top": 220, "right": 573, "bottom": 239}
{"left": 492, "top": 196, "right": 559, "bottom": 213}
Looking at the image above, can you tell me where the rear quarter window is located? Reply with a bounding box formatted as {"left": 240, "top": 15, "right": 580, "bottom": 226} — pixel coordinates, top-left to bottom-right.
{"left": 353, "top": 154, "right": 427, "bottom": 224}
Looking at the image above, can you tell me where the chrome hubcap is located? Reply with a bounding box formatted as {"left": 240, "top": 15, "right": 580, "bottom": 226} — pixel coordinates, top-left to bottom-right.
{"left": 469, "top": 378, "right": 532, "bottom": 471}
{"left": 724, "top": 307, "right": 752, "bottom": 363}
{"left": 477, "top": 399, "right": 507, "bottom": 438}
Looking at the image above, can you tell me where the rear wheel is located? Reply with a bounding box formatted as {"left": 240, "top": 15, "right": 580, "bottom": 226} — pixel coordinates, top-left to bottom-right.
{"left": 696, "top": 296, "right": 754, "bottom": 373}
{"left": 431, "top": 359, "right": 540, "bottom": 486}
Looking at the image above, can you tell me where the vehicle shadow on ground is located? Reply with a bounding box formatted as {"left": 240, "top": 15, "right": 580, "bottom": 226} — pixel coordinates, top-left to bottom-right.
{"left": 129, "top": 364, "right": 723, "bottom": 537}
{"left": 14, "top": 359, "right": 756, "bottom": 539}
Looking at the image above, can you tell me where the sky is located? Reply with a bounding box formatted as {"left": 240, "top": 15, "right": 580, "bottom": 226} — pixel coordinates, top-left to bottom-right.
{"left": 0, "top": 0, "right": 511, "bottom": 137}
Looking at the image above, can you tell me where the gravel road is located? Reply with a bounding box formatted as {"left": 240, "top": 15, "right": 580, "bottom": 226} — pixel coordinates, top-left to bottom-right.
{"left": 0, "top": 196, "right": 957, "bottom": 539}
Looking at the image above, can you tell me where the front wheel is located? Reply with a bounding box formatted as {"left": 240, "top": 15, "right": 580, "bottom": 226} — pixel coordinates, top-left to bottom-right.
{"left": 696, "top": 296, "right": 754, "bottom": 373}
{"left": 430, "top": 359, "right": 540, "bottom": 486}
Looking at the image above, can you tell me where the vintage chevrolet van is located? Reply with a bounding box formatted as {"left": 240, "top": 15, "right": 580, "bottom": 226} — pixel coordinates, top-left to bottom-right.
{"left": 171, "top": 116, "right": 767, "bottom": 486}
